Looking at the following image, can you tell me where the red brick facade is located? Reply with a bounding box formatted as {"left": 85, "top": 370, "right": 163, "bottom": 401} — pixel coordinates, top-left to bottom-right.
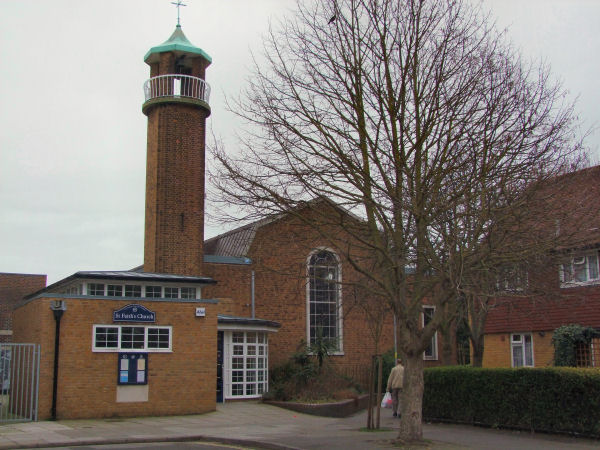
{"left": 204, "top": 208, "right": 449, "bottom": 375}
{"left": 0, "top": 273, "right": 46, "bottom": 343}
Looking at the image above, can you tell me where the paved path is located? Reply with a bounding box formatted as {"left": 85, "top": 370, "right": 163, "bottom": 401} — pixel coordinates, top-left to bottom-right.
{"left": 0, "top": 402, "right": 598, "bottom": 449}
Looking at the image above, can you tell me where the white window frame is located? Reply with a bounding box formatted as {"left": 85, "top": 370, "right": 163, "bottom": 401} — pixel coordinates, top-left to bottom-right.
{"left": 92, "top": 324, "right": 172, "bottom": 352}
{"left": 496, "top": 265, "right": 528, "bottom": 293}
{"left": 223, "top": 330, "right": 269, "bottom": 399}
{"left": 82, "top": 282, "right": 200, "bottom": 299}
{"left": 306, "top": 248, "right": 343, "bottom": 355}
{"left": 422, "top": 306, "right": 438, "bottom": 360}
{"left": 560, "top": 251, "right": 600, "bottom": 287}
{"left": 511, "top": 333, "right": 534, "bottom": 367}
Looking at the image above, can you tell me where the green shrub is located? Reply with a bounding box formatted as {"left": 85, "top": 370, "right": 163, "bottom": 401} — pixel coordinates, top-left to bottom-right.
{"left": 423, "top": 366, "right": 600, "bottom": 437}
{"left": 266, "top": 344, "right": 363, "bottom": 402}
{"left": 552, "top": 324, "right": 597, "bottom": 366}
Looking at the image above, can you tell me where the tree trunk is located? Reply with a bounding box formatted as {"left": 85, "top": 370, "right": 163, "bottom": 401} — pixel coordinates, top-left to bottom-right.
{"left": 439, "top": 321, "right": 455, "bottom": 365}
{"left": 397, "top": 352, "right": 424, "bottom": 442}
{"left": 367, "top": 355, "right": 375, "bottom": 429}
{"left": 376, "top": 355, "right": 382, "bottom": 429}
{"left": 471, "top": 333, "right": 485, "bottom": 367}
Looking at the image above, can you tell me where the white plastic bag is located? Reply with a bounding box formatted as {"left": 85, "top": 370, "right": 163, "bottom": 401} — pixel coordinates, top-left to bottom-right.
{"left": 381, "top": 391, "right": 392, "bottom": 408}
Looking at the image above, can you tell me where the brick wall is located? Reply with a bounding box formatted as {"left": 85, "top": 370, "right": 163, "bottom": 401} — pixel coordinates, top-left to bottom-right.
{"left": 144, "top": 102, "right": 207, "bottom": 277}
{"left": 207, "top": 211, "right": 422, "bottom": 373}
{"left": 13, "top": 296, "right": 218, "bottom": 420}
{"left": 0, "top": 273, "right": 46, "bottom": 343}
{"left": 202, "top": 263, "right": 252, "bottom": 316}
{"left": 483, "top": 331, "right": 555, "bottom": 368}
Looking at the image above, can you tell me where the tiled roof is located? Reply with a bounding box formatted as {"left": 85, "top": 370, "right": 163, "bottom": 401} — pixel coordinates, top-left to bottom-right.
{"left": 204, "top": 221, "right": 265, "bottom": 258}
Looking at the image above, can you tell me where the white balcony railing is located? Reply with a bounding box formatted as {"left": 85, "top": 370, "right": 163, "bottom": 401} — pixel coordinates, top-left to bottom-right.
{"left": 143, "top": 74, "right": 211, "bottom": 104}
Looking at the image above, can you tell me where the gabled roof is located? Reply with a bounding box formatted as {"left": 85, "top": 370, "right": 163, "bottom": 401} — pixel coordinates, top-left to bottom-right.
{"left": 204, "top": 219, "right": 269, "bottom": 259}
{"left": 204, "top": 198, "right": 364, "bottom": 259}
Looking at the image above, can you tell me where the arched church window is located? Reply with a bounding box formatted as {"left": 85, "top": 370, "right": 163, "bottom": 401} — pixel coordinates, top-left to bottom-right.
{"left": 307, "top": 250, "right": 341, "bottom": 351}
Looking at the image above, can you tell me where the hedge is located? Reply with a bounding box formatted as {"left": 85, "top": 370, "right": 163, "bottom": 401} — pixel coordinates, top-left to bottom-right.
{"left": 423, "top": 366, "right": 600, "bottom": 437}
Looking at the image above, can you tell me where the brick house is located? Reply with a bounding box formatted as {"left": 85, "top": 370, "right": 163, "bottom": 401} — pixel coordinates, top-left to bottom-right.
{"left": 0, "top": 273, "right": 46, "bottom": 343}
{"left": 483, "top": 165, "right": 600, "bottom": 368}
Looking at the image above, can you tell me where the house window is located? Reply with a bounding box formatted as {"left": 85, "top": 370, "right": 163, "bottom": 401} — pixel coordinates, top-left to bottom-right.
{"left": 560, "top": 252, "right": 600, "bottom": 285}
{"left": 165, "top": 287, "right": 179, "bottom": 298}
{"left": 125, "top": 285, "right": 142, "bottom": 297}
{"left": 228, "top": 331, "right": 269, "bottom": 398}
{"left": 107, "top": 284, "right": 123, "bottom": 296}
{"left": 511, "top": 333, "right": 534, "bottom": 367}
{"left": 145, "top": 285, "right": 162, "bottom": 298}
{"left": 88, "top": 283, "right": 105, "bottom": 296}
{"left": 180, "top": 287, "right": 196, "bottom": 299}
{"left": 423, "top": 306, "right": 438, "bottom": 360}
{"left": 496, "top": 265, "right": 527, "bottom": 292}
{"left": 92, "top": 325, "right": 172, "bottom": 352}
{"left": 307, "top": 250, "right": 341, "bottom": 351}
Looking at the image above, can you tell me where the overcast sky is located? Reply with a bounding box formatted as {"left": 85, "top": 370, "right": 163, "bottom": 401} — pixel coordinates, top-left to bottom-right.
{"left": 1, "top": 0, "right": 598, "bottom": 285}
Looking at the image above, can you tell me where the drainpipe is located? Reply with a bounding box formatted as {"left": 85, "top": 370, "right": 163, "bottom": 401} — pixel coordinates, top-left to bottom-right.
{"left": 50, "top": 300, "right": 66, "bottom": 420}
{"left": 251, "top": 271, "right": 255, "bottom": 319}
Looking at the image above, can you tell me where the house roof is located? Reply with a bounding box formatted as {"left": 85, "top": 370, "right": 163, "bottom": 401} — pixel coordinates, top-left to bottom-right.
{"left": 485, "top": 288, "right": 600, "bottom": 333}
{"left": 204, "top": 198, "right": 364, "bottom": 259}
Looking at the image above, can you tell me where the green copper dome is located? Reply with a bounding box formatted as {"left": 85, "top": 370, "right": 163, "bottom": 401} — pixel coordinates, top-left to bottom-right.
{"left": 144, "top": 25, "right": 212, "bottom": 64}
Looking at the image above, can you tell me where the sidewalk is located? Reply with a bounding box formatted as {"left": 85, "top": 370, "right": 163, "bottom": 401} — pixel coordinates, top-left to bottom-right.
{"left": 0, "top": 402, "right": 598, "bottom": 449}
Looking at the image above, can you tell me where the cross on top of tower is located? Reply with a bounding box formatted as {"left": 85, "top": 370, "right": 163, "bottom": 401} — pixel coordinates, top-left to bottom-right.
{"left": 171, "top": 0, "right": 187, "bottom": 26}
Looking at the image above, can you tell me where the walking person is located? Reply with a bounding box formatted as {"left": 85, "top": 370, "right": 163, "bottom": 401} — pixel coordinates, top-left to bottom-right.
{"left": 386, "top": 358, "right": 404, "bottom": 418}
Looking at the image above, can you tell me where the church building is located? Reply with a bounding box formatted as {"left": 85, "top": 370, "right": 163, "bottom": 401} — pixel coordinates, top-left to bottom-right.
{"left": 10, "top": 17, "right": 444, "bottom": 420}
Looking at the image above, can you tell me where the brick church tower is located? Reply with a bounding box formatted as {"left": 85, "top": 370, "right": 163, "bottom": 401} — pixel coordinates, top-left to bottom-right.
{"left": 142, "top": 25, "right": 211, "bottom": 276}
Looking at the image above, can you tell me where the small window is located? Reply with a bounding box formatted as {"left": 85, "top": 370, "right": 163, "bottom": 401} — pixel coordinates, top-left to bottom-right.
{"left": 146, "top": 286, "right": 162, "bottom": 298}
{"left": 88, "top": 283, "right": 105, "bottom": 296}
{"left": 165, "top": 287, "right": 179, "bottom": 298}
{"left": 511, "top": 333, "right": 534, "bottom": 367}
{"left": 95, "top": 326, "right": 118, "bottom": 349}
{"left": 107, "top": 285, "right": 123, "bottom": 296}
{"left": 561, "top": 252, "right": 600, "bottom": 285}
{"left": 496, "top": 265, "right": 528, "bottom": 292}
{"left": 125, "top": 285, "right": 142, "bottom": 297}
{"left": 180, "top": 287, "right": 196, "bottom": 299}
{"left": 147, "top": 328, "right": 170, "bottom": 349}
{"left": 121, "top": 327, "right": 145, "bottom": 349}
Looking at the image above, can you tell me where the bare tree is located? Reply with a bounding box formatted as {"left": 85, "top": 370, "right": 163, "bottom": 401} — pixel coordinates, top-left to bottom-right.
{"left": 210, "top": 0, "right": 584, "bottom": 442}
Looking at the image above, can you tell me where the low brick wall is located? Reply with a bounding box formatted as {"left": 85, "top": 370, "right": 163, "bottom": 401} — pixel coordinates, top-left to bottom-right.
{"left": 264, "top": 394, "right": 370, "bottom": 418}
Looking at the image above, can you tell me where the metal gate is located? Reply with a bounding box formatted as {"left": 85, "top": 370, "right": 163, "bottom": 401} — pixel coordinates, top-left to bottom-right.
{"left": 0, "top": 344, "right": 40, "bottom": 423}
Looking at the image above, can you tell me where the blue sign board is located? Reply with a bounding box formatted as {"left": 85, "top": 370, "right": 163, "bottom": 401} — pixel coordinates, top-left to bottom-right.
{"left": 113, "top": 304, "right": 156, "bottom": 323}
{"left": 118, "top": 353, "right": 148, "bottom": 385}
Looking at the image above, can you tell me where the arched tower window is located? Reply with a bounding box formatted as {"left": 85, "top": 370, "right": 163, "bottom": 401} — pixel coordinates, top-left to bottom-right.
{"left": 307, "top": 250, "right": 342, "bottom": 352}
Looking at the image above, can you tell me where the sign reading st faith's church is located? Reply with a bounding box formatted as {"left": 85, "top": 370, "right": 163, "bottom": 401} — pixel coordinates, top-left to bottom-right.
{"left": 113, "top": 304, "right": 156, "bottom": 323}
